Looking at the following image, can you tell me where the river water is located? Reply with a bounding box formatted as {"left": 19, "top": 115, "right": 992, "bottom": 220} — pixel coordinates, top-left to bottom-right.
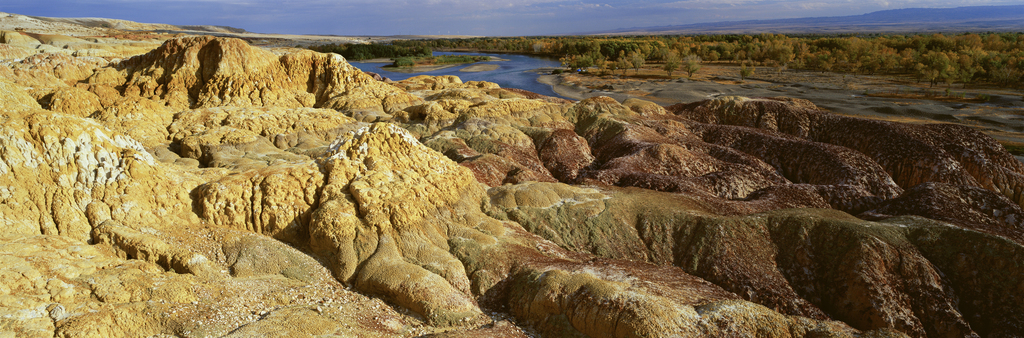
{"left": 349, "top": 52, "right": 564, "bottom": 98}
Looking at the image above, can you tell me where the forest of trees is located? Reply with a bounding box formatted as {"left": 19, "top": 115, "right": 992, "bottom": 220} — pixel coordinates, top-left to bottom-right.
{"left": 363, "top": 33, "right": 1024, "bottom": 88}
{"left": 309, "top": 43, "right": 432, "bottom": 61}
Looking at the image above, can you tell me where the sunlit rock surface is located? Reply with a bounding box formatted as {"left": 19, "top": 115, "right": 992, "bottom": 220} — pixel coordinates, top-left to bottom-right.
{"left": 0, "top": 35, "right": 1021, "bottom": 337}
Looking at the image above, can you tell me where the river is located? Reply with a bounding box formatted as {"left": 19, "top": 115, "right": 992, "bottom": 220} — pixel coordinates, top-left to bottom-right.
{"left": 349, "top": 52, "right": 565, "bottom": 98}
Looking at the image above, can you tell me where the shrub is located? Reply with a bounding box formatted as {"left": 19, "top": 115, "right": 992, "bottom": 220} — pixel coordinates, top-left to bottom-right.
{"left": 740, "top": 61, "right": 755, "bottom": 80}
{"left": 394, "top": 57, "right": 414, "bottom": 67}
{"left": 1003, "top": 143, "right": 1024, "bottom": 156}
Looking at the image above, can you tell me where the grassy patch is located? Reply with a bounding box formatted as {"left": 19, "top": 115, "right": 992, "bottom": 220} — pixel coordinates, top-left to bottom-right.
{"left": 1002, "top": 142, "right": 1024, "bottom": 156}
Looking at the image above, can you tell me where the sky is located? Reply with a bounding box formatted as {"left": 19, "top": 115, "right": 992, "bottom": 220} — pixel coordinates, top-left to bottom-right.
{"left": 3, "top": 0, "right": 1022, "bottom": 36}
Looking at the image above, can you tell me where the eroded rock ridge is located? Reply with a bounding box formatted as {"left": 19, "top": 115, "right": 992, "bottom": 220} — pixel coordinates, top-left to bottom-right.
{"left": 0, "top": 35, "right": 1021, "bottom": 338}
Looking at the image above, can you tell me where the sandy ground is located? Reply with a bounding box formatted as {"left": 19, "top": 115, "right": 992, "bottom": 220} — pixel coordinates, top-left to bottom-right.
{"left": 383, "top": 64, "right": 462, "bottom": 73}
{"left": 539, "top": 64, "right": 1024, "bottom": 144}
{"left": 460, "top": 64, "right": 500, "bottom": 72}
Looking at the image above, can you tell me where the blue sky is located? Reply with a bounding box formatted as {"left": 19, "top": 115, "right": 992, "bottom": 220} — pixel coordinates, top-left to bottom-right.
{"left": 4, "top": 0, "right": 1021, "bottom": 36}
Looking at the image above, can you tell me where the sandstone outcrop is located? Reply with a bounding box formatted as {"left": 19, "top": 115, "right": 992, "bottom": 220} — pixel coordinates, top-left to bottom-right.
{"left": 0, "top": 232, "right": 420, "bottom": 338}
{"left": 1, "top": 52, "right": 108, "bottom": 88}
{"left": 113, "top": 36, "right": 421, "bottom": 112}
{"left": 0, "top": 43, "right": 35, "bottom": 60}
{"left": 0, "top": 30, "right": 39, "bottom": 46}
{"left": 670, "top": 96, "right": 1024, "bottom": 209}
{"left": 168, "top": 106, "right": 361, "bottom": 153}
{"left": 0, "top": 110, "right": 195, "bottom": 242}
{"left": 89, "top": 93, "right": 177, "bottom": 148}
{"left": 488, "top": 182, "right": 1020, "bottom": 337}
{"left": 0, "top": 77, "right": 41, "bottom": 111}
{"left": 2, "top": 32, "right": 1023, "bottom": 338}
{"left": 863, "top": 182, "right": 1024, "bottom": 244}
{"left": 423, "top": 118, "right": 558, "bottom": 186}
{"left": 44, "top": 86, "right": 103, "bottom": 117}
{"left": 196, "top": 123, "right": 489, "bottom": 325}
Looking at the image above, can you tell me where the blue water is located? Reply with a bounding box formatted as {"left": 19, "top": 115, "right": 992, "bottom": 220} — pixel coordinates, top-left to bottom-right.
{"left": 349, "top": 52, "right": 565, "bottom": 98}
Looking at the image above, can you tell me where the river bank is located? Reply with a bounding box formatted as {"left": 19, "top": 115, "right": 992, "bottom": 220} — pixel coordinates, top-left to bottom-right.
{"left": 353, "top": 55, "right": 511, "bottom": 74}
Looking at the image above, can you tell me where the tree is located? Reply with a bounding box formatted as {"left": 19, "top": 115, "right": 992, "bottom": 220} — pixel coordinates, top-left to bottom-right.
{"left": 663, "top": 51, "right": 682, "bottom": 78}
{"left": 393, "top": 57, "right": 414, "bottom": 67}
{"left": 707, "top": 50, "right": 720, "bottom": 62}
{"left": 628, "top": 50, "right": 645, "bottom": 75}
{"left": 560, "top": 54, "right": 594, "bottom": 71}
{"left": 595, "top": 54, "right": 609, "bottom": 75}
{"left": 814, "top": 53, "right": 834, "bottom": 73}
{"left": 617, "top": 50, "right": 630, "bottom": 75}
{"left": 559, "top": 55, "right": 573, "bottom": 70}
{"left": 920, "top": 51, "right": 955, "bottom": 87}
{"left": 992, "top": 64, "right": 1018, "bottom": 86}
{"left": 617, "top": 57, "right": 630, "bottom": 75}
{"left": 683, "top": 54, "right": 701, "bottom": 78}
{"left": 956, "top": 52, "right": 982, "bottom": 88}
{"left": 740, "top": 61, "right": 755, "bottom": 80}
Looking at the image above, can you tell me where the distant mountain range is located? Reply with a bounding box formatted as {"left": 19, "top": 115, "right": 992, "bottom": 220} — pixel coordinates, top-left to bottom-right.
{"left": 592, "top": 5, "right": 1024, "bottom": 35}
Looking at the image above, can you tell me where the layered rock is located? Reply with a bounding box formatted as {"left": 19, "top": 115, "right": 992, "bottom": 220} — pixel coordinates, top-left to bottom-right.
{"left": 863, "top": 182, "right": 1024, "bottom": 244}
{"left": 1, "top": 52, "right": 108, "bottom": 88}
{"left": 670, "top": 96, "right": 1024, "bottom": 209}
{"left": 190, "top": 121, "right": 897, "bottom": 336}
{"left": 0, "top": 232, "right": 419, "bottom": 338}
{"left": 169, "top": 106, "right": 361, "bottom": 153}
{"left": 0, "top": 30, "right": 39, "bottom": 46}
{"left": 0, "top": 110, "right": 195, "bottom": 242}
{"left": 196, "top": 123, "right": 489, "bottom": 325}
{"left": 3, "top": 31, "right": 1024, "bottom": 338}
{"left": 423, "top": 119, "right": 558, "bottom": 186}
{"left": 112, "top": 36, "right": 421, "bottom": 112}
{"left": 0, "top": 77, "right": 41, "bottom": 111}
{"left": 488, "top": 182, "right": 1022, "bottom": 337}
{"left": 0, "top": 43, "right": 35, "bottom": 60}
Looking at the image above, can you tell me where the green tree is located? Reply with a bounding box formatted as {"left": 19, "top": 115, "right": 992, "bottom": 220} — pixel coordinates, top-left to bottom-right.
{"left": 740, "top": 61, "right": 755, "bottom": 80}
{"left": 616, "top": 50, "right": 630, "bottom": 75}
{"left": 559, "top": 55, "right": 573, "bottom": 70}
{"left": 628, "top": 50, "right": 645, "bottom": 75}
{"left": 393, "top": 57, "right": 414, "bottom": 67}
{"left": 956, "top": 52, "right": 982, "bottom": 88}
{"left": 683, "top": 54, "right": 701, "bottom": 78}
{"left": 920, "top": 51, "right": 955, "bottom": 87}
{"left": 707, "top": 50, "right": 720, "bottom": 62}
{"left": 595, "top": 54, "right": 609, "bottom": 75}
{"left": 663, "top": 51, "right": 682, "bottom": 77}
{"left": 561, "top": 54, "right": 594, "bottom": 71}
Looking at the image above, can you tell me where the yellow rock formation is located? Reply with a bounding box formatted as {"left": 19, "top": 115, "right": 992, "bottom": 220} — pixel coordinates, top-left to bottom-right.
{"left": 0, "top": 111, "right": 195, "bottom": 242}
{"left": 116, "top": 36, "right": 420, "bottom": 112}
{"left": 2, "top": 32, "right": 1017, "bottom": 338}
